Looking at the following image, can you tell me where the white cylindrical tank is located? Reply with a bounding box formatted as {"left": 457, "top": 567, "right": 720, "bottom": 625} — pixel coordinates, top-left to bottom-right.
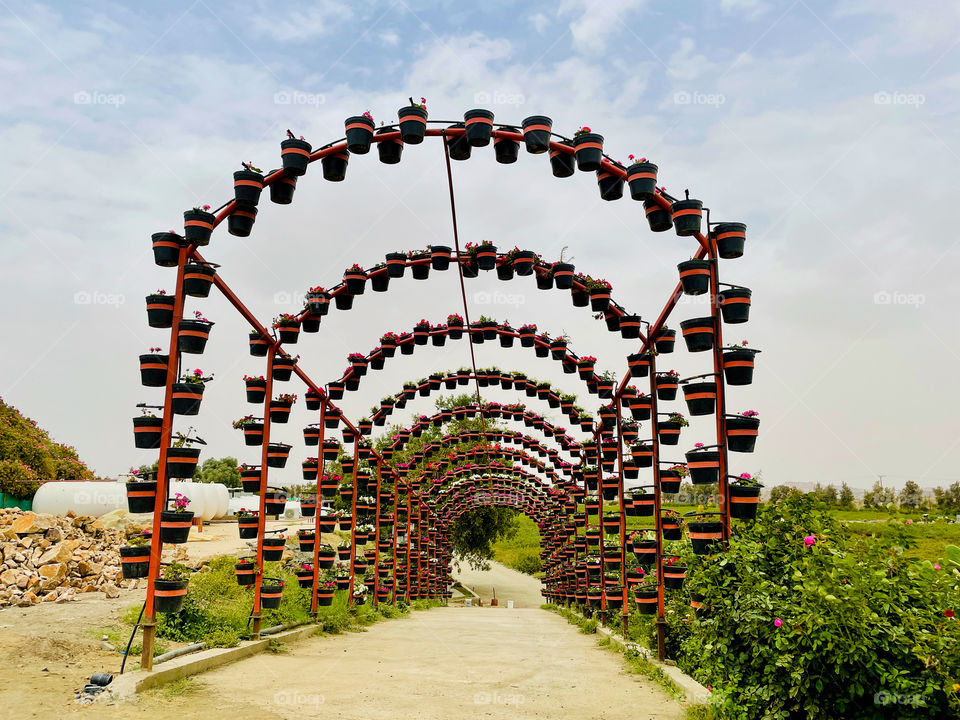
{"left": 33, "top": 481, "right": 233, "bottom": 518}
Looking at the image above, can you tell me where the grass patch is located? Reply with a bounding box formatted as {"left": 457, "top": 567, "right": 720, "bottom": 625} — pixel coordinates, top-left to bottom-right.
{"left": 492, "top": 514, "right": 543, "bottom": 574}
{"left": 86, "top": 624, "right": 169, "bottom": 658}
{"left": 159, "top": 677, "right": 203, "bottom": 699}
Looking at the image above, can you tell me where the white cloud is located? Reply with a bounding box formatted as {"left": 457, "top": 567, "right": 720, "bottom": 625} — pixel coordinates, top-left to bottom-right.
{"left": 247, "top": 1, "right": 352, "bottom": 42}
{"left": 528, "top": 12, "right": 550, "bottom": 34}
{"left": 720, "top": 0, "right": 771, "bottom": 20}
{"left": 558, "top": 0, "right": 648, "bottom": 56}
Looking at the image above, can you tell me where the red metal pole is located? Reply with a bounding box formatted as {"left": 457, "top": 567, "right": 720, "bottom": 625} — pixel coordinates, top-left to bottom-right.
{"left": 391, "top": 475, "right": 399, "bottom": 603}
{"left": 615, "top": 401, "right": 629, "bottom": 636}
{"left": 347, "top": 437, "right": 360, "bottom": 606}
{"left": 648, "top": 352, "right": 667, "bottom": 661}
{"left": 252, "top": 347, "right": 276, "bottom": 638}
{"left": 373, "top": 458, "right": 382, "bottom": 609}
{"left": 310, "top": 402, "right": 326, "bottom": 616}
{"left": 140, "top": 244, "right": 188, "bottom": 671}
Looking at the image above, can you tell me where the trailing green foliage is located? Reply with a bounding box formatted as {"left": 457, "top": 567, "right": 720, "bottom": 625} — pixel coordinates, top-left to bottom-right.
{"left": 493, "top": 514, "right": 543, "bottom": 575}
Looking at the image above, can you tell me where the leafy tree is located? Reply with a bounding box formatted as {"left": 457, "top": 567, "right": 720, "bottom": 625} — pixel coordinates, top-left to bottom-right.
{"left": 768, "top": 484, "right": 800, "bottom": 504}
{"left": 813, "top": 482, "right": 838, "bottom": 506}
{"left": 194, "top": 457, "right": 241, "bottom": 488}
{"left": 933, "top": 482, "right": 960, "bottom": 514}
{"left": 838, "top": 482, "right": 856, "bottom": 509}
{"left": 898, "top": 480, "right": 925, "bottom": 510}
{"left": 450, "top": 506, "right": 518, "bottom": 570}
{"left": 862, "top": 480, "right": 896, "bottom": 509}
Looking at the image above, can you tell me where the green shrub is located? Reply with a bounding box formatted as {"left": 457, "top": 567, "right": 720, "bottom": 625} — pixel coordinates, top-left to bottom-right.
{"left": 669, "top": 493, "right": 960, "bottom": 719}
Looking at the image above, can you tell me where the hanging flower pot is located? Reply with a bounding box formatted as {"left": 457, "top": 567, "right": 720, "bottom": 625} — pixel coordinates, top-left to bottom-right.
{"left": 662, "top": 562, "right": 686, "bottom": 590}
{"left": 138, "top": 352, "right": 168, "bottom": 388}
{"left": 151, "top": 231, "right": 183, "bottom": 267}
{"left": 320, "top": 475, "right": 339, "bottom": 498}
{"left": 470, "top": 242, "right": 497, "bottom": 271}
{"left": 133, "top": 415, "right": 163, "bottom": 449}
{"left": 626, "top": 159, "right": 658, "bottom": 201}
{"left": 260, "top": 582, "right": 284, "bottom": 609}
{"left": 167, "top": 446, "right": 201, "bottom": 478}
{"left": 658, "top": 468, "right": 683, "bottom": 494}
{"left": 657, "top": 418, "right": 683, "bottom": 446}
{"left": 270, "top": 175, "right": 297, "bottom": 204}
{"left": 596, "top": 163, "right": 625, "bottom": 201}
{"left": 270, "top": 395, "right": 295, "bottom": 423}
{"left": 677, "top": 259, "right": 712, "bottom": 296}
{"left": 160, "top": 509, "right": 194, "bottom": 544}
{"left": 655, "top": 372, "right": 680, "bottom": 401}
{"left": 723, "top": 346, "right": 759, "bottom": 386}
{"left": 588, "top": 282, "right": 612, "bottom": 312}
{"left": 688, "top": 520, "right": 723, "bottom": 555}
{"left": 120, "top": 545, "right": 151, "bottom": 579}
{"left": 718, "top": 287, "right": 752, "bottom": 324}
{"left": 183, "top": 262, "right": 217, "bottom": 298}
{"left": 518, "top": 115, "right": 552, "bottom": 154}
{"left": 280, "top": 134, "right": 312, "bottom": 175}
{"left": 317, "top": 546, "right": 336, "bottom": 569}
{"left": 145, "top": 293, "right": 174, "bottom": 328}
{"left": 626, "top": 352, "right": 651, "bottom": 378}
{"left": 154, "top": 579, "right": 189, "bottom": 613}
{"left": 303, "top": 425, "right": 321, "bottom": 446}
{"left": 464, "top": 108, "right": 495, "bottom": 146}
{"left": 643, "top": 198, "right": 673, "bottom": 232}
{"left": 227, "top": 205, "right": 257, "bottom": 237}
{"left": 398, "top": 101, "right": 428, "bottom": 144}
{"left": 249, "top": 332, "right": 269, "bottom": 357}
{"left": 619, "top": 314, "right": 641, "bottom": 339}
{"left": 632, "top": 493, "right": 654, "bottom": 516}
{"left": 376, "top": 125, "right": 403, "bottom": 164}
{"left": 681, "top": 380, "right": 717, "bottom": 416}
{"left": 572, "top": 129, "right": 603, "bottom": 172}
{"left": 297, "top": 531, "right": 316, "bottom": 553}
{"left": 321, "top": 150, "right": 349, "bottom": 181}
{"left": 304, "top": 388, "right": 321, "bottom": 411}
{"left": 632, "top": 539, "right": 657, "bottom": 566}
{"left": 671, "top": 193, "right": 703, "bottom": 237}
{"left": 551, "top": 263, "right": 575, "bottom": 290}
{"left": 265, "top": 491, "right": 287, "bottom": 516}
{"left": 446, "top": 122, "right": 472, "bottom": 160}
{"left": 726, "top": 412, "right": 760, "bottom": 453}
{"left": 345, "top": 113, "right": 376, "bottom": 154}
{"left": 685, "top": 448, "right": 719, "bottom": 485}
{"left": 317, "top": 512, "right": 336, "bottom": 532}
{"left": 237, "top": 418, "right": 263, "bottom": 446}
{"left": 295, "top": 567, "right": 314, "bottom": 589}
{"left": 662, "top": 515, "right": 683, "bottom": 541}
{"left": 629, "top": 395, "right": 652, "bottom": 422}
{"left": 272, "top": 316, "right": 300, "bottom": 345}
{"left": 494, "top": 127, "right": 520, "bottom": 164}
{"left": 178, "top": 316, "right": 213, "bottom": 354}
{"left": 430, "top": 244, "right": 452, "bottom": 271}
{"left": 237, "top": 513, "right": 259, "bottom": 538}
{"left": 679, "top": 317, "right": 714, "bottom": 353}
{"left": 183, "top": 207, "right": 216, "bottom": 245}
{"left": 654, "top": 328, "right": 676, "bottom": 354}
{"left": 266, "top": 442, "right": 292, "bottom": 468}
{"left": 273, "top": 356, "right": 296, "bottom": 381}
{"left": 240, "top": 467, "right": 261, "bottom": 493}
{"left": 126, "top": 480, "right": 157, "bottom": 513}
{"left": 549, "top": 140, "right": 575, "bottom": 178}
{"left": 172, "top": 377, "right": 205, "bottom": 415}
{"left": 343, "top": 264, "right": 367, "bottom": 295}
{"left": 384, "top": 251, "right": 407, "bottom": 278}
{"left": 301, "top": 459, "right": 318, "bottom": 481}
{"left": 711, "top": 222, "right": 747, "bottom": 259}
{"left": 233, "top": 166, "right": 264, "bottom": 207}
{"left": 730, "top": 483, "right": 762, "bottom": 519}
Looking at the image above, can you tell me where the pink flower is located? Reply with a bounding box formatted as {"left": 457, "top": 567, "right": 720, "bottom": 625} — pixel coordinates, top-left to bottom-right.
{"left": 905, "top": 520, "right": 912, "bottom": 525}
{"left": 803, "top": 535, "right": 816, "bottom": 548}
{"left": 774, "top": 618, "right": 782, "bottom": 627}
{"left": 935, "top": 564, "right": 941, "bottom": 570}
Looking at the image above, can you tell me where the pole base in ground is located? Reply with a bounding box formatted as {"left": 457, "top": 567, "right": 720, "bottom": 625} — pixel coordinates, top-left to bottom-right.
{"left": 141, "top": 620, "right": 156, "bottom": 671}
{"left": 656, "top": 616, "right": 667, "bottom": 661}
{"left": 252, "top": 613, "right": 262, "bottom": 639}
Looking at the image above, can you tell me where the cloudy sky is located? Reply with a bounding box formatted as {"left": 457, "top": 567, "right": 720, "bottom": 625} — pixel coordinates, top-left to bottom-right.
{"left": 1, "top": 0, "right": 958, "bottom": 494}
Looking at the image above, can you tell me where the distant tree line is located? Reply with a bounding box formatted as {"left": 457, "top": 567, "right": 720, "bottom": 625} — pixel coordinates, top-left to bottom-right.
{"left": 767, "top": 480, "right": 960, "bottom": 513}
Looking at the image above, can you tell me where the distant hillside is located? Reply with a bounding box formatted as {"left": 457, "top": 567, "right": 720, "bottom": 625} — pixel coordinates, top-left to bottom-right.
{"left": 0, "top": 397, "right": 96, "bottom": 500}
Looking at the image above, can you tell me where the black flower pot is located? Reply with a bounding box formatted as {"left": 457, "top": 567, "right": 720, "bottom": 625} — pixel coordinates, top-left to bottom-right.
{"left": 521, "top": 115, "right": 552, "bottom": 154}
{"left": 120, "top": 546, "right": 151, "bottom": 579}
{"left": 260, "top": 583, "right": 284, "bottom": 609}
{"left": 722, "top": 348, "right": 758, "bottom": 385}
{"left": 685, "top": 449, "right": 719, "bottom": 485}
{"left": 629, "top": 396, "right": 652, "bottom": 421}
{"left": 464, "top": 108, "right": 495, "bottom": 146}
{"left": 659, "top": 471, "right": 682, "bottom": 494}
{"left": 249, "top": 332, "right": 269, "bottom": 357}
{"left": 264, "top": 492, "right": 287, "bottom": 516}
{"left": 549, "top": 141, "right": 575, "bottom": 178}
{"left": 654, "top": 329, "right": 676, "bottom": 354}
{"left": 227, "top": 206, "right": 257, "bottom": 237}
{"left": 321, "top": 150, "right": 349, "bottom": 182}
{"left": 270, "top": 176, "right": 297, "bottom": 205}
{"left": 626, "top": 161, "right": 658, "bottom": 201}
{"left": 397, "top": 105, "right": 428, "bottom": 144}
{"left": 152, "top": 232, "right": 183, "bottom": 266}
{"left": 167, "top": 446, "right": 200, "bottom": 478}
{"left": 729, "top": 485, "right": 761, "bottom": 519}
{"left": 171, "top": 382, "right": 204, "bottom": 416}
{"left": 572, "top": 288, "right": 589, "bottom": 307}
{"left": 139, "top": 353, "right": 168, "bottom": 387}
{"left": 126, "top": 481, "right": 157, "bottom": 513}
{"left": 410, "top": 254, "right": 430, "bottom": 279}
{"left": 662, "top": 519, "right": 683, "bottom": 541}
{"left": 345, "top": 115, "right": 376, "bottom": 154}
{"left": 662, "top": 565, "right": 686, "bottom": 590}
{"left": 681, "top": 380, "right": 717, "bottom": 416}
{"left": 178, "top": 320, "right": 213, "bottom": 354}
{"left": 657, "top": 420, "right": 682, "bottom": 446}
{"left": 281, "top": 137, "right": 312, "bottom": 175}
{"left": 273, "top": 358, "right": 295, "bottom": 381}
{"left": 679, "top": 317, "right": 714, "bottom": 353}
{"left": 712, "top": 222, "right": 747, "bottom": 259}
{"left": 183, "top": 262, "right": 216, "bottom": 298}
{"left": 275, "top": 321, "right": 300, "bottom": 345}
{"left": 643, "top": 199, "right": 673, "bottom": 232}
{"left": 446, "top": 123, "right": 471, "bottom": 160}
{"left": 589, "top": 286, "right": 611, "bottom": 312}
{"left": 154, "top": 579, "right": 188, "bottom": 613}
{"left": 385, "top": 251, "right": 407, "bottom": 278}
{"left": 475, "top": 244, "right": 497, "bottom": 271}
{"left": 269, "top": 400, "right": 293, "bottom": 424}
{"left": 240, "top": 469, "right": 261, "bottom": 489}
{"left": 145, "top": 294, "right": 174, "bottom": 329}
{"left": 235, "top": 562, "right": 256, "bottom": 584}
{"left": 627, "top": 352, "right": 651, "bottom": 378}
{"left": 718, "top": 287, "right": 752, "bottom": 324}
{"left": 552, "top": 263, "right": 574, "bottom": 289}
{"left": 376, "top": 126, "right": 403, "bottom": 164}
{"left": 183, "top": 209, "right": 215, "bottom": 246}
{"left": 671, "top": 198, "right": 703, "bottom": 237}
{"left": 335, "top": 291, "right": 354, "bottom": 310}
{"left": 631, "top": 444, "right": 653, "bottom": 467}
{"left": 573, "top": 133, "right": 603, "bottom": 172}
{"left": 233, "top": 169, "right": 264, "bottom": 207}
{"left": 243, "top": 422, "right": 264, "bottom": 446}
{"left": 678, "top": 259, "right": 712, "bottom": 296}
{"left": 725, "top": 415, "right": 759, "bottom": 453}
{"left": 266, "top": 443, "right": 291, "bottom": 468}
{"left": 494, "top": 127, "right": 519, "bottom": 164}
{"left": 160, "top": 510, "right": 194, "bottom": 544}
{"left": 431, "top": 245, "right": 452, "bottom": 270}
{"left": 596, "top": 164, "right": 624, "bottom": 201}
{"left": 620, "top": 314, "right": 641, "bottom": 339}
{"left": 688, "top": 521, "right": 723, "bottom": 555}
{"left": 237, "top": 517, "right": 259, "bottom": 539}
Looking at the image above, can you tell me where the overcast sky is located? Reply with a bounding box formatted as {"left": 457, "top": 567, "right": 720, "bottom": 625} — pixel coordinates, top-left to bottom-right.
{"left": 1, "top": 0, "right": 958, "bottom": 493}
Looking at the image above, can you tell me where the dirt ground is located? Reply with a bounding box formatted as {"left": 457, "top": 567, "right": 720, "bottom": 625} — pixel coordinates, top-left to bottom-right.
{"left": 0, "top": 532, "right": 683, "bottom": 719}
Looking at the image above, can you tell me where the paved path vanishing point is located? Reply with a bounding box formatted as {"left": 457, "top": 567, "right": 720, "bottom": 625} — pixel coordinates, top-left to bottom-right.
{"left": 88, "top": 561, "right": 683, "bottom": 720}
